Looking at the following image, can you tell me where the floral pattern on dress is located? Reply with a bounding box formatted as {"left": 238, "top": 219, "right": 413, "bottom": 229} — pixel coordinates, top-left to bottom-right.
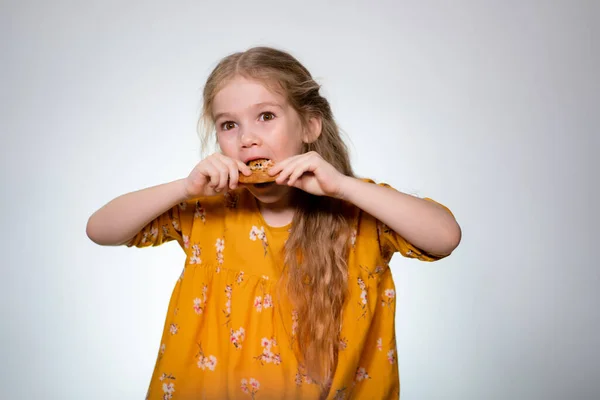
{"left": 381, "top": 289, "right": 395, "bottom": 308}
{"left": 141, "top": 226, "right": 158, "bottom": 245}
{"left": 189, "top": 244, "right": 201, "bottom": 264}
{"left": 250, "top": 226, "right": 268, "bottom": 256}
{"left": 295, "top": 365, "right": 315, "bottom": 386}
{"left": 230, "top": 327, "right": 246, "bottom": 349}
{"left": 137, "top": 182, "right": 446, "bottom": 399}
{"left": 360, "top": 264, "right": 385, "bottom": 280}
{"left": 241, "top": 378, "right": 260, "bottom": 399}
{"left": 357, "top": 277, "right": 368, "bottom": 319}
{"left": 339, "top": 336, "right": 348, "bottom": 350}
{"left": 193, "top": 285, "right": 208, "bottom": 315}
{"left": 255, "top": 337, "right": 281, "bottom": 365}
{"left": 355, "top": 367, "right": 371, "bottom": 382}
{"left": 223, "top": 284, "right": 232, "bottom": 326}
{"left": 159, "top": 373, "right": 176, "bottom": 400}
{"left": 194, "top": 201, "right": 206, "bottom": 223}
{"left": 387, "top": 349, "right": 396, "bottom": 364}
{"left": 196, "top": 344, "right": 217, "bottom": 371}
{"left": 215, "top": 238, "right": 225, "bottom": 272}
{"left": 253, "top": 294, "right": 273, "bottom": 312}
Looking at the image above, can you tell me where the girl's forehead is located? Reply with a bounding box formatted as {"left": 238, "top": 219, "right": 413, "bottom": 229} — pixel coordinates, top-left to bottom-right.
{"left": 212, "top": 76, "right": 287, "bottom": 112}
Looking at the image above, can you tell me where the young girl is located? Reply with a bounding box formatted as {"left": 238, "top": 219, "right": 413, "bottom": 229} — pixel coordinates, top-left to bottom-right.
{"left": 87, "top": 46, "right": 461, "bottom": 400}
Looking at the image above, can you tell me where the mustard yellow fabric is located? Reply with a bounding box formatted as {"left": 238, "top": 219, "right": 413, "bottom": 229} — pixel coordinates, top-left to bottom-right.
{"left": 127, "top": 181, "right": 450, "bottom": 399}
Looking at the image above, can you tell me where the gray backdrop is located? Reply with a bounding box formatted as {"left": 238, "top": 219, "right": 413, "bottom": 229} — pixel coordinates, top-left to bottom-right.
{"left": 1, "top": 0, "right": 598, "bottom": 398}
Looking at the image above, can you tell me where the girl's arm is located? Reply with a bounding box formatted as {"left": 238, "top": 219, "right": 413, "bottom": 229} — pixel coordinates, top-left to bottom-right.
{"left": 87, "top": 153, "right": 252, "bottom": 246}
{"left": 338, "top": 177, "right": 461, "bottom": 257}
{"left": 86, "top": 179, "right": 189, "bottom": 246}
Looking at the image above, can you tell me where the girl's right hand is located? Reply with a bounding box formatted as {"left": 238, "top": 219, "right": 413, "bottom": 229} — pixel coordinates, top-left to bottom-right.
{"left": 183, "top": 153, "right": 252, "bottom": 198}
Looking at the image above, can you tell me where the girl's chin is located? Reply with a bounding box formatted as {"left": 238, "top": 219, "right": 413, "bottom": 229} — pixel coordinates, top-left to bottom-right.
{"left": 246, "top": 182, "right": 292, "bottom": 203}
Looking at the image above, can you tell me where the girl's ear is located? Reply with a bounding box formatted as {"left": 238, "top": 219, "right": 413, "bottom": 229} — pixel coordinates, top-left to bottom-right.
{"left": 302, "top": 116, "right": 322, "bottom": 144}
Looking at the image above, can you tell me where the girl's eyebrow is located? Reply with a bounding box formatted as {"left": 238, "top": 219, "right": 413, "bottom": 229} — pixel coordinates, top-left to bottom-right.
{"left": 214, "top": 102, "right": 283, "bottom": 121}
{"left": 252, "top": 102, "right": 283, "bottom": 110}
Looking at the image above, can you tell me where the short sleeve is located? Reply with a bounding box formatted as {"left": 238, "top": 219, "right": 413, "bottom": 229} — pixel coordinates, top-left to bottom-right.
{"left": 125, "top": 200, "right": 195, "bottom": 249}
{"left": 375, "top": 182, "right": 455, "bottom": 262}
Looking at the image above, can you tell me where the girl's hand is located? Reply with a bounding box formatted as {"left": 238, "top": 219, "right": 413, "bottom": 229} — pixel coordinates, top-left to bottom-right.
{"left": 270, "top": 151, "right": 348, "bottom": 198}
{"left": 183, "top": 153, "right": 251, "bottom": 198}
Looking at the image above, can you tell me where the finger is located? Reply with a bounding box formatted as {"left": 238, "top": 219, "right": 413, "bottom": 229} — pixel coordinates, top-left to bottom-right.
{"left": 206, "top": 159, "right": 224, "bottom": 190}
{"left": 236, "top": 160, "right": 252, "bottom": 177}
{"left": 269, "top": 155, "right": 298, "bottom": 176}
{"left": 202, "top": 163, "right": 219, "bottom": 190}
{"left": 217, "top": 161, "right": 229, "bottom": 192}
{"left": 276, "top": 157, "right": 304, "bottom": 185}
{"left": 287, "top": 163, "right": 313, "bottom": 186}
{"left": 222, "top": 157, "right": 240, "bottom": 190}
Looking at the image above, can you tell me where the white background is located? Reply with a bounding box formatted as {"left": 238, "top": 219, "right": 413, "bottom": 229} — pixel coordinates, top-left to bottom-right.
{"left": 1, "top": 0, "right": 598, "bottom": 398}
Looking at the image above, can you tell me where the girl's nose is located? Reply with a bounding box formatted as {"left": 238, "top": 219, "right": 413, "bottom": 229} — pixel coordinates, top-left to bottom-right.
{"left": 240, "top": 128, "right": 261, "bottom": 148}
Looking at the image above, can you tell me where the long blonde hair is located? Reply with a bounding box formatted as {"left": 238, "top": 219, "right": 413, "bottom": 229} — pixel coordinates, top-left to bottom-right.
{"left": 199, "top": 47, "right": 356, "bottom": 389}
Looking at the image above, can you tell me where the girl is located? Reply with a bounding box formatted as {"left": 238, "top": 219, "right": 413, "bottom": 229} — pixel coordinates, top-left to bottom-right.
{"left": 87, "top": 46, "right": 461, "bottom": 400}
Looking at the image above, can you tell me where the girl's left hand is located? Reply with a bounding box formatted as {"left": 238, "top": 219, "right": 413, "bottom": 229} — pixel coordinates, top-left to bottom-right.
{"left": 269, "top": 151, "right": 347, "bottom": 198}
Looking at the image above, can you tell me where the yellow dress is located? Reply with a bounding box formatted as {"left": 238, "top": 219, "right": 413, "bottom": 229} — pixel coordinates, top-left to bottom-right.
{"left": 127, "top": 180, "right": 451, "bottom": 399}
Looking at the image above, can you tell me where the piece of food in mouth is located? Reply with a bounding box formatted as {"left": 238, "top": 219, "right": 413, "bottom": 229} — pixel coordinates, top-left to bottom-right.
{"left": 238, "top": 158, "right": 278, "bottom": 184}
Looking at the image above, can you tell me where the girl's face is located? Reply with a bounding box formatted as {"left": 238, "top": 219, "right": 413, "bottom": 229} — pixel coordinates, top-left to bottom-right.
{"left": 212, "top": 75, "right": 309, "bottom": 204}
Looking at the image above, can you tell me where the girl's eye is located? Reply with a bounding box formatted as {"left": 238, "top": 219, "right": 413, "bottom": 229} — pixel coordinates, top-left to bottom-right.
{"left": 259, "top": 112, "right": 275, "bottom": 121}
{"left": 221, "top": 121, "right": 237, "bottom": 131}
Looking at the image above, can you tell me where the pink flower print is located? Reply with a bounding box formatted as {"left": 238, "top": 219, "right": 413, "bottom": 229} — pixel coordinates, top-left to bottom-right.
{"left": 171, "top": 218, "right": 180, "bottom": 232}
{"left": 387, "top": 349, "right": 396, "bottom": 364}
{"left": 193, "top": 298, "right": 203, "bottom": 315}
{"left": 183, "top": 234, "right": 190, "bottom": 249}
{"left": 215, "top": 238, "right": 225, "bottom": 266}
{"left": 350, "top": 229, "right": 357, "bottom": 247}
{"left": 193, "top": 285, "right": 208, "bottom": 314}
{"left": 250, "top": 226, "right": 269, "bottom": 256}
{"left": 236, "top": 271, "right": 245, "bottom": 285}
{"left": 194, "top": 201, "right": 206, "bottom": 223}
{"left": 169, "top": 324, "right": 179, "bottom": 335}
{"left": 189, "top": 244, "right": 201, "bottom": 264}
{"left": 241, "top": 378, "right": 260, "bottom": 398}
{"left": 196, "top": 344, "right": 218, "bottom": 371}
{"left": 255, "top": 337, "right": 281, "bottom": 365}
{"left": 160, "top": 343, "right": 166, "bottom": 354}
{"left": 205, "top": 355, "right": 217, "bottom": 370}
{"left": 223, "top": 285, "right": 232, "bottom": 325}
{"left": 377, "top": 338, "right": 382, "bottom": 351}
{"left": 162, "top": 383, "right": 175, "bottom": 399}
{"left": 381, "top": 288, "right": 395, "bottom": 307}
{"left": 360, "top": 264, "right": 385, "bottom": 280}
{"left": 355, "top": 367, "right": 371, "bottom": 382}
{"left": 230, "top": 327, "right": 246, "bottom": 349}
{"left": 178, "top": 202, "right": 187, "bottom": 210}
{"left": 295, "top": 366, "right": 315, "bottom": 386}
{"left": 159, "top": 373, "right": 176, "bottom": 399}
{"left": 357, "top": 278, "right": 368, "bottom": 319}
{"left": 254, "top": 296, "right": 263, "bottom": 312}
{"left": 141, "top": 226, "right": 158, "bottom": 245}
{"left": 339, "top": 337, "right": 348, "bottom": 350}
{"left": 263, "top": 294, "right": 273, "bottom": 309}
